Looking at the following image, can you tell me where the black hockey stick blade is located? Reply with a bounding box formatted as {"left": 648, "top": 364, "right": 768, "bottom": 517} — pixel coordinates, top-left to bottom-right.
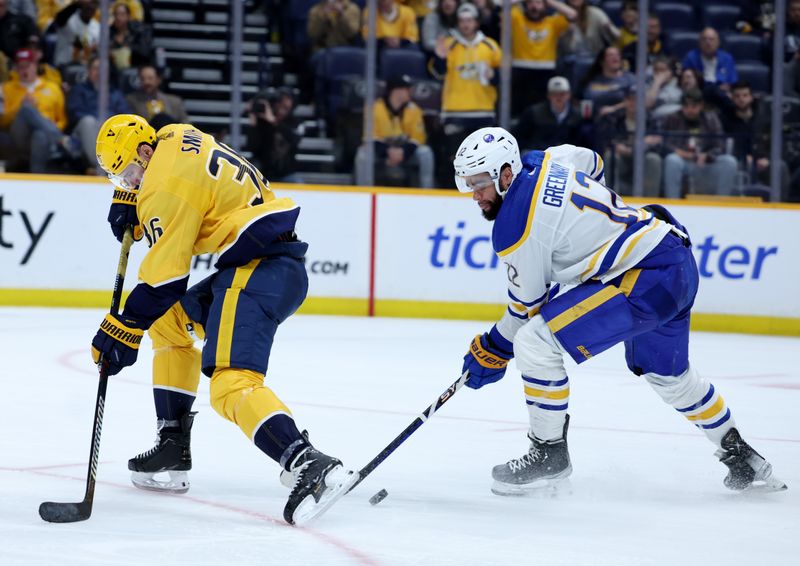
{"left": 39, "top": 501, "right": 92, "bottom": 523}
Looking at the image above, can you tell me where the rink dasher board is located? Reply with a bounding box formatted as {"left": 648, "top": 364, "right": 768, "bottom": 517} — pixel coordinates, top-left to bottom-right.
{"left": 1, "top": 174, "right": 798, "bottom": 336}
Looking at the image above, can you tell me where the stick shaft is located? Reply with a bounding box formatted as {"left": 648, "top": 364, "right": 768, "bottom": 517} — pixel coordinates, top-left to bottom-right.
{"left": 81, "top": 228, "right": 134, "bottom": 504}
{"left": 348, "top": 370, "right": 469, "bottom": 492}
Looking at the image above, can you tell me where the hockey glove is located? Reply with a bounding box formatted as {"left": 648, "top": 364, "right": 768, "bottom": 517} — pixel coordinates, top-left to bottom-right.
{"left": 107, "top": 187, "right": 144, "bottom": 243}
{"left": 462, "top": 327, "right": 514, "bottom": 390}
{"left": 91, "top": 313, "right": 144, "bottom": 375}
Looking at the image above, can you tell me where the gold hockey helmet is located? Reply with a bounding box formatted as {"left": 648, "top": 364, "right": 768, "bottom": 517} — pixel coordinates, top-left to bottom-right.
{"left": 95, "top": 114, "right": 157, "bottom": 176}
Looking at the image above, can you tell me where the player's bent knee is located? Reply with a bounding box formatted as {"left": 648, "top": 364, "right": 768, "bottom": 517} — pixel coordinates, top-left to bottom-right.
{"left": 149, "top": 302, "right": 205, "bottom": 350}
{"left": 643, "top": 365, "right": 706, "bottom": 405}
{"left": 209, "top": 368, "right": 291, "bottom": 438}
{"left": 514, "top": 316, "right": 566, "bottom": 380}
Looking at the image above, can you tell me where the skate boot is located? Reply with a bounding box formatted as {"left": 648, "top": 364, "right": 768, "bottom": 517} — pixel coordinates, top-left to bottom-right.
{"left": 283, "top": 446, "right": 358, "bottom": 526}
{"left": 492, "top": 415, "right": 572, "bottom": 496}
{"left": 279, "top": 430, "right": 310, "bottom": 489}
{"left": 715, "top": 428, "right": 787, "bottom": 492}
{"left": 128, "top": 412, "right": 196, "bottom": 494}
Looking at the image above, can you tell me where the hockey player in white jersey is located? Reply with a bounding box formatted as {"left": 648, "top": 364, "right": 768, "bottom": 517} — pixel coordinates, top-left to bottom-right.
{"left": 454, "top": 127, "right": 786, "bottom": 495}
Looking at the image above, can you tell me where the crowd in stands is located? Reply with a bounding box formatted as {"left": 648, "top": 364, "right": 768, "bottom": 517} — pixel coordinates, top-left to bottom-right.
{"left": 0, "top": 0, "right": 166, "bottom": 174}
{"left": 279, "top": 0, "right": 800, "bottom": 201}
{"left": 1, "top": 0, "right": 799, "bottom": 202}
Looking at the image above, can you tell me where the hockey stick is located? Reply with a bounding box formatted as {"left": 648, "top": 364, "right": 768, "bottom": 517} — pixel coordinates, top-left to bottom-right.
{"left": 348, "top": 369, "right": 470, "bottom": 493}
{"left": 39, "top": 227, "right": 135, "bottom": 523}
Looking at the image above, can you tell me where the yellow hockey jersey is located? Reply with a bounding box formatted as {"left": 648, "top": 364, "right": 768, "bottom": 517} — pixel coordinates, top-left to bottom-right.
{"left": 362, "top": 4, "right": 419, "bottom": 43}
{"left": 0, "top": 77, "right": 66, "bottom": 130}
{"left": 372, "top": 98, "right": 426, "bottom": 144}
{"left": 437, "top": 32, "right": 501, "bottom": 115}
{"left": 510, "top": 6, "right": 570, "bottom": 68}
{"left": 123, "top": 124, "right": 299, "bottom": 327}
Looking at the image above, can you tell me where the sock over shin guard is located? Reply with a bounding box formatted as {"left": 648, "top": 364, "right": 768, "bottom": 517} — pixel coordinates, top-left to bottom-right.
{"left": 644, "top": 365, "right": 735, "bottom": 446}
{"left": 149, "top": 302, "right": 205, "bottom": 420}
{"left": 210, "top": 368, "right": 306, "bottom": 466}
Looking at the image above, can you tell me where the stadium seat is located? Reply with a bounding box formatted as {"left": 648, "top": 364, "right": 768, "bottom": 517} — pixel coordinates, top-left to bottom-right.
{"left": 722, "top": 33, "right": 765, "bottom": 65}
{"left": 736, "top": 63, "right": 770, "bottom": 93}
{"left": 702, "top": 5, "right": 742, "bottom": 32}
{"left": 410, "top": 79, "right": 443, "bottom": 115}
{"left": 666, "top": 31, "right": 699, "bottom": 61}
{"left": 655, "top": 4, "right": 698, "bottom": 32}
{"left": 571, "top": 56, "right": 596, "bottom": 95}
{"left": 320, "top": 46, "right": 367, "bottom": 121}
{"left": 117, "top": 67, "right": 140, "bottom": 94}
{"left": 287, "top": 0, "right": 318, "bottom": 52}
{"left": 380, "top": 48, "right": 428, "bottom": 80}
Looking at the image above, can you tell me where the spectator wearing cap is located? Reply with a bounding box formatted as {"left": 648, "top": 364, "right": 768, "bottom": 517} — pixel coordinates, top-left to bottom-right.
{"left": 559, "top": 0, "right": 619, "bottom": 59}
{"left": 53, "top": 0, "right": 100, "bottom": 67}
{"left": 66, "top": 55, "right": 130, "bottom": 171}
{"left": 622, "top": 12, "right": 668, "bottom": 72}
{"left": 125, "top": 64, "right": 188, "bottom": 124}
{"left": 307, "top": 0, "right": 361, "bottom": 54}
{"left": 355, "top": 74, "right": 434, "bottom": 188}
{"left": 510, "top": 0, "right": 576, "bottom": 114}
{"left": 582, "top": 45, "right": 634, "bottom": 119}
{"left": 662, "top": 88, "right": 738, "bottom": 198}
{"left": 0, "top": 0, "right": 38, "bottom": 62}
{"left": 7, "top": 36, "right": 62, "bottom": 86}
{"left": 596, "top": 85, "right": 662, "bottom": 196}
{"left": 512, "top": 76, "right": 588, "bottom": 153}
{"left": 0, "top": 48, "right": 73, "bottom": 172}
{"left": 682, "top": 27, "right": 738, "bottom": 94}
{"left": 362, "top": 0, "right": 419, "bottom": 50}
{"left": 432, "top": 2, "right": 501, "bottom": 185}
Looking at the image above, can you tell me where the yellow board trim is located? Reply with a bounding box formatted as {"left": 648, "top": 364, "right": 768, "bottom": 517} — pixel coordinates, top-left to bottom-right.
{"left": 497, "top": 153, "right": 551, "bottom": 257}
{"left": 1, "top": 291, "right": 799, "bottom": 336}
{"left": 215, "top": 261, "right": 258, "bottom": 366}
{"left": 524, "top": 385, "right": 570, "bottom": 399}
{"left": 546, "top": 286, "right": 621, "bottom": 334}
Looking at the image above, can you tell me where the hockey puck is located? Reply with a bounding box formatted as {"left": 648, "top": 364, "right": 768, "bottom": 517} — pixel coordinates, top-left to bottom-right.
{"left": 369, "top": 489, "right": 388, "bottom": 506}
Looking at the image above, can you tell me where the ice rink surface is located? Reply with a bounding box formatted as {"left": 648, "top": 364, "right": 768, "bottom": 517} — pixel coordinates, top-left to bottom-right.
{"left": 0, "top": 307, "right": 798, "bottom": 565}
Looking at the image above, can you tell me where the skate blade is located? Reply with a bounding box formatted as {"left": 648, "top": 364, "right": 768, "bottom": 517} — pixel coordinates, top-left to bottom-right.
{"left": 491, "top": 476, "right": 572, "bottom": 497}
{"left": 289, "top": 468, "right": 359, "bottom": 526}
{"left": 131, "top": 470, "right": 190, "bottom": 494}
{"left": 740, "top": 474, "right": 788, "bottom": 494}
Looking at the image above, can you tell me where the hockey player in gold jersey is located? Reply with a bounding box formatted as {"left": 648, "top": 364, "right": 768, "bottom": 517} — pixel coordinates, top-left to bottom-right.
{"left": 90, "top": 114, "right": 356, "bottom": 525}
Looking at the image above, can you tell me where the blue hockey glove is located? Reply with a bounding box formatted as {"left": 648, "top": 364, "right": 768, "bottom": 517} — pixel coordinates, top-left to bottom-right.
{"left": 462, "top": 326, "right": 514, "bottom": 390}
{"left": 91, "top": 313, "right": 144, "bottom": 375}
{"left": 107, "top": 187, "right": 143, "bottom": 243}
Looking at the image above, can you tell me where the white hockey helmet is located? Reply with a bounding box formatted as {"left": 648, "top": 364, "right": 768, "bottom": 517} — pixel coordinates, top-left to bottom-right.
{"left": 453, "top": 127, "right": 521, "bottom": 197}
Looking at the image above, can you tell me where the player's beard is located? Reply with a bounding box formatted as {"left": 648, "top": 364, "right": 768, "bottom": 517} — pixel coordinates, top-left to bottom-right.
{"left": 481, "top": 193, "right": 503, "bottom": 221}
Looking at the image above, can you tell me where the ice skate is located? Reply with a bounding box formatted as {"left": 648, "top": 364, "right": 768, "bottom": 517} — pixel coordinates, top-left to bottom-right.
{"left": 128, "top": 412, "right": 196, "bottom": 494}
{"left": 283, "top": 446, "right": 357, "bottom": 525}
{"left": 715, "top": 428, "right": 787, "bottom": 492}
{"left": 492, "top": 415, "right": 572, "bottom": 496}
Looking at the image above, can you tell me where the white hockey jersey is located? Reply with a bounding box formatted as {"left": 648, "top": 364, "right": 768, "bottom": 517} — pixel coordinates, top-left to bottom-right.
{"left": 493, "top": 144, "right": 672, "bottom": 342}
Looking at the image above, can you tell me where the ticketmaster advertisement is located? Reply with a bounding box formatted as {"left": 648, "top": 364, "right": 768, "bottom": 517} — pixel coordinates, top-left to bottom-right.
{"left": 1, "top": 176, "right": 799, "bottom": 331}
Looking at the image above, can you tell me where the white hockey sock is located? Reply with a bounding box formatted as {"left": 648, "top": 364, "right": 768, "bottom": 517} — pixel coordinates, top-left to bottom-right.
{"left": 644, "top": 365, "right": 736, "bottom": 446}
{"left": 523, "top": 375, "right": 569, "bottom": 441}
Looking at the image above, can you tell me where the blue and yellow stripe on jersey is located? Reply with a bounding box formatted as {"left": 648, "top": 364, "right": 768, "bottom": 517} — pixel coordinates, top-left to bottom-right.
{"left": 506, "top": 285, "right": 561, "bottom": 320}
{"left": 493, "top": 151, "right": 550, "bottom": 257}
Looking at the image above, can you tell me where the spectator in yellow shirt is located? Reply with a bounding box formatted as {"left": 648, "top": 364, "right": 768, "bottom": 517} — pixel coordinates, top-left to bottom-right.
{"left": 362, "top": 0, "right": 420, "bottom": 49}
{"left": 615, "top": 1, "right": 638, "bottom": 50}
{"left": 0, "top": 48, "right": 77, "bottom": 172}
{"left": 355, "top": 74, "right": 434, "bottom": 187}
{"left": 511, "top": 0, "right": 576, "bottom": 114}
{"left": 432, "top": 2, "right": 500, "bottom": 186}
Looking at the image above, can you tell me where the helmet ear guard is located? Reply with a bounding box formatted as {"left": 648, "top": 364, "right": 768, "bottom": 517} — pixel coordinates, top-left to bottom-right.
{"left": 96, "top": 114, "right": 157, "bottom": 177}
{"left": 453, "top": 127, "right": 522, "bottom": 197}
